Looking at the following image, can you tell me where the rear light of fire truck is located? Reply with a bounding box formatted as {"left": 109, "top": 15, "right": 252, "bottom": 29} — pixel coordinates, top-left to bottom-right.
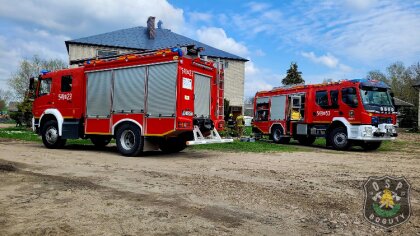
{"left": 178, "top": 121, "right": 191, "bottom": 128}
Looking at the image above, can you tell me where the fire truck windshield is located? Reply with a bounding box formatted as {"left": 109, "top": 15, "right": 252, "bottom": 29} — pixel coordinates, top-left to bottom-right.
{"left": 360, "top": 87, "right": 392, "bottom": 106}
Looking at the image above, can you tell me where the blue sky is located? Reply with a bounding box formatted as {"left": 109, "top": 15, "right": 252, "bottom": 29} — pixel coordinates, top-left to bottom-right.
{"left": 0, "top": 0, "right": 419, "bottom": 97}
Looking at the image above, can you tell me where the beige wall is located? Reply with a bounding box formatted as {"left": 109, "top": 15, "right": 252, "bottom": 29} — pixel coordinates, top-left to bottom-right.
{"left": 68, "top": 44, "right": 246, "bottom": 108}
{"left": 221, "top": 59, "right": 245, "bottom": 107}
{"left": 68, "top": 44, "right": 137, "bottom": 65}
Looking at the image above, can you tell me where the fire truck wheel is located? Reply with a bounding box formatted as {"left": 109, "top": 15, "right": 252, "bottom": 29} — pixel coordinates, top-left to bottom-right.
{"left": 41, "top": 120, "right": 67, "bottom": 149}
{"left": 115, "top": 124, "right": 143, "bottom": 156}
{"left": 297, "top": 136, "right": 316, "bottom": 146}
{"left": 90, "top": 136, "right": 111, "bottom": 148}
{"left": 271, "top": 127, "right": 290, "bottom": 144}
{"left": 159, "top": 138, "right": 187, "bottom": 153}
{"left": 329, "top": 127, "right": 351, "bottom": 150}
{"left": 361, "top": 141, "right": 382, "bottom": 151}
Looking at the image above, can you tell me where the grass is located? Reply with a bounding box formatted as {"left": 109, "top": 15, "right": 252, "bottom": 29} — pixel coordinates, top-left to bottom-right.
{"left": 189, "top": 139, "right": 302, "bottom": 153}
{"left": 0, "top": 126, "right": 415, "bottom": 154}
{"left": 0, "top": 126, "right": 91, "bottom": 145}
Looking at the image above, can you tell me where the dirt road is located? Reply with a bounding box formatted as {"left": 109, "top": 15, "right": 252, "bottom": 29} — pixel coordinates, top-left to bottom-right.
{"left": 0, "top": 137, "right": 419, "bottom": 235}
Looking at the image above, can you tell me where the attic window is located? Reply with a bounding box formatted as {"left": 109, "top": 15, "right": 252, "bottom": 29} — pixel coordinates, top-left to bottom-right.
{"left": 97, "top": 49, "right": 118, "bottom": 58}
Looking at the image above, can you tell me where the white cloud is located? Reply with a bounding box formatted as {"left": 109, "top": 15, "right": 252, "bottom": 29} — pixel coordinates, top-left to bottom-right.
{"left": 230, "top": 1, "right": 420, "bottom": 66}
{"left": 301, "top": 52, "right": 339, "bottom": 68}
{"left": 0, "top": 0, "right": 185, "bottom": 34}
{"left": 244, "top": 60, "right": 284, "bottom": 97}
{"left": 246, "top": 2, "right": 270, "bottom": 12}
{"left": 254, "top": 49, "right": 266, "bottom": 57}
{"left": 188, "top": 12, "right": 213, "bottom": 23}
{"left": 0, "top": 0, "right": 186, "bottom": 91}
{"left": 344, "top": 0, "right": 378, "bottom": 11}
{"left": 196, "top": 27, "right": 249, "bottom": 57}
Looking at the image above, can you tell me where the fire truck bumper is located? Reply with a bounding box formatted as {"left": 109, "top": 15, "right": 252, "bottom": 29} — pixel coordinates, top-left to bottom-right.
{"left": 186, "top": 125, "right": 233, "bottom": 145}
{"left": 348, "top": 123, "right": 397, "bottom": 141}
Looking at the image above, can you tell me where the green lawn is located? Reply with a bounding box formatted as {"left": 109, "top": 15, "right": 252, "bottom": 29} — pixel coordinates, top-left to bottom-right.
{"left": 0, "top": 126, "right": 414, "bottom": 154}
{"left": 189, "top": 139, "right": 302, "bottom": 153}
{"left": 0, "top": 126, "right": 91, "bottom": 145}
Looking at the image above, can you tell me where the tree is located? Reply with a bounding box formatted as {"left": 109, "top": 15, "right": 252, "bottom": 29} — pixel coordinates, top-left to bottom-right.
{"left": 282, "top": 62, "right": 304, "bottom": 85}
{"left": 0, "top": 100, "right": 5, "bottom": 112}
{"left": 8, "top": 55, "right": 67, "bottom": 101}
{"left": 366, "top": 70, "right": 387, "bottom": 82}
{"left": 366, "top": 62, "right": 420, "bottom": 128}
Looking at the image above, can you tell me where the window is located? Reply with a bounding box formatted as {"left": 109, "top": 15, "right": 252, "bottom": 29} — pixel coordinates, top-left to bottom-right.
{"left": 38, "top": 78, "right": 52, "bottom": 96}
{"left": 342, "top": 87, "right": 358, "bottom": 107}
{"left": 224, "top": 61, "right": 229, "bottom": 69}
{"left": 61, "top": 75, "right": 72, "bottom": 92}
{"left": 316, "top": 90, "right": 329, "bottom": 107}
{"left": 330, "top": 90, "right": 339, "bottom": 108}
{"left": 97, "top": 49, "right": 118, "bottom": 58}
{"left": 360, "top": 87, "right": 392, "bottom": 106}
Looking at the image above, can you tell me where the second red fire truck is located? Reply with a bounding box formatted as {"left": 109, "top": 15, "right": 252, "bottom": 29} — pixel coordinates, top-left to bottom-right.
{"left": 29, "top": 46, "right": 232, "bottom": 156}
{"left": 252, "top": 79, "right": 398, "bottom": 150}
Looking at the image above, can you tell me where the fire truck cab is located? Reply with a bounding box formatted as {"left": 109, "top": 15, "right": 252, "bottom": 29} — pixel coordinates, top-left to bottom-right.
{"left": 253, "top": 79, "right": 398, "bottom": 151}
{"left": 29, "top": 46, "right": 232, "bottom": 156}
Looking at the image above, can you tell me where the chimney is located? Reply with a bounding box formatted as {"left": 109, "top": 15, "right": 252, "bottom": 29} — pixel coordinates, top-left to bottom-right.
{"left": 157, "top": 20, "right": 163, "bottom": 29}
{"left": 147, "top": 16, "right": 156, "bottom": 39}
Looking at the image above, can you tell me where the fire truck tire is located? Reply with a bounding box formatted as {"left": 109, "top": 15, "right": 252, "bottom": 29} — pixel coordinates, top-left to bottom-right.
{"left": 329, "top": 127, "right": 351, "bottom": 150}
{"left": 361, "top": 141, "right": 382, "bottom": 151}
{"left": 115, "top": 124, "right": 143, "bottom": 156}
{"left": 90, "top": 136, "right": 111, "bottom": 147}
{"left": 159, "top": 138, "right": 187, "bottom": 153}
{"left": 271, "top": 127, "right": 290, "bottom": 144}
{"left": 297, "top": 136, "right": 316, "bottom": 146}
{"left": 41, "top": 120, "right": 67, "bottom": 149}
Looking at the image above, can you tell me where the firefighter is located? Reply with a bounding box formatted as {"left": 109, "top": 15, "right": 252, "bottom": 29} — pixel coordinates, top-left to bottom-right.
{"left": 227, "top": 113, "right": 235, "bottom": 136}
{"left": 291, "top": 108, "right": 301, "bottom": 120}
{"left": 236, "top": 114, "right": 245, "bottom": 138}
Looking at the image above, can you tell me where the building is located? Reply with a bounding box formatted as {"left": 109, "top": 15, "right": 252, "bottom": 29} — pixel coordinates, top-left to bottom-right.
{"left": 393, "top": 97, "right": 415, "bottom": 128}
{"left": 413, "top": 82, "right": 420, "bottom": 129}
{"left": 65, "top": 17, "right": 247, "bottom": 115}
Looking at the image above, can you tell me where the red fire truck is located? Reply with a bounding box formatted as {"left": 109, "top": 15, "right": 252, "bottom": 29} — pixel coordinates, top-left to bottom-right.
{"left": 29, "top": 46, "right": 232, "bottom": 156}
{"left": 252, "top": 79, "right": 398, "bottom": 150}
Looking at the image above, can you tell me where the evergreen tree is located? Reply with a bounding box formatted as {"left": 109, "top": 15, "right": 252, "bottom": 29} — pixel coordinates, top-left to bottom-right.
{"left": 282, "top": 62, "right": 304, "bottom": 85}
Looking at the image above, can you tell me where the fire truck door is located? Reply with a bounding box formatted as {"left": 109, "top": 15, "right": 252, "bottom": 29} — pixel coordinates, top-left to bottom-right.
{"left": 194, "top": 73, "right": 211, "bottom": 118}
{"left": 55, "top": 74, "right": 76, "bottom": 118}
{"left": 85, "top": 70, "right": 113, "bottom": 134}
{"left": 145, "top": 63, "right": 177, "bottom": 135}
{"left": 32, "top": 77, "right": 53, "bottom": 119}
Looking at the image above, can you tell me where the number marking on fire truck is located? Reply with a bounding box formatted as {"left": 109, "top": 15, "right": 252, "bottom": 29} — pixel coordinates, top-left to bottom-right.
{"left": 58, "top": 93, "right": 72, "bottom": 101}
{"left": 316, "top": 111, "right": 330, "bottom": 116}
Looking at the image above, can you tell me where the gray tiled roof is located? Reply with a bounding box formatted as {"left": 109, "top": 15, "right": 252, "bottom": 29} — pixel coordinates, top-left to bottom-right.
{"left": 66, "top": 26, "right": 247, "bottom": 61}
{"left": 394, "top": 97, "right": 414, "bottom": 107}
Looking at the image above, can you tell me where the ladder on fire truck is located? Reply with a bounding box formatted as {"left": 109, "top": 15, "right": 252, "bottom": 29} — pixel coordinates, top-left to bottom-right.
{"left": 74, "top": 45, "right": 201, "bottom": 66}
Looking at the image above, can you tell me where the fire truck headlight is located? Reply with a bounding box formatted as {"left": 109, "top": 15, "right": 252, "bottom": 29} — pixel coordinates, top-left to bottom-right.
{"left": 371, "top": 117, "right": 379, "bottom": 125}
{"left": 364, "top": 127, "right": 373, "bottom": 136}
